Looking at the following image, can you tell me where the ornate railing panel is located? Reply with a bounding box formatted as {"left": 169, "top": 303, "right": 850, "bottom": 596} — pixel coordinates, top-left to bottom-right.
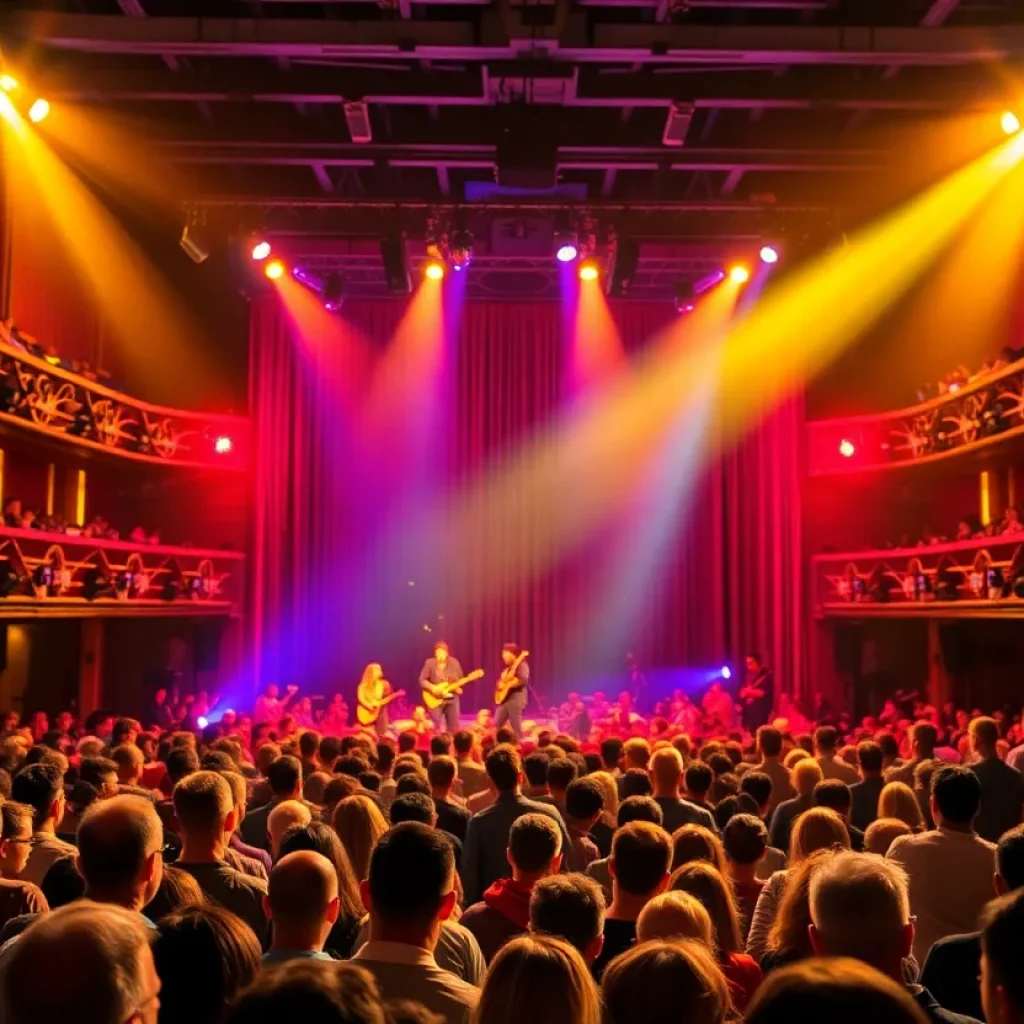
{"left": 0, "top": 526, "right": 243, "bottom": 614}
{"left": 0, "top": 325, "right": 247, "bottom": 469}
{"left": 807, "top": 360, "right": 1024, "bottom": 475}
{"left": 813, "top": 534, "right": 1024, "bottom": 615}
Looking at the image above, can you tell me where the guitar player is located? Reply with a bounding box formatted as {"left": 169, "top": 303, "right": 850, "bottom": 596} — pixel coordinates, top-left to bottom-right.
{"left": 495, "top": 643, "right": 530, "bottom": 738}
{"left": 419, "top": 640, "right": 465, "bottom": 733}
{"left": 356, "top": 662, "right": 395, "bottom": 734}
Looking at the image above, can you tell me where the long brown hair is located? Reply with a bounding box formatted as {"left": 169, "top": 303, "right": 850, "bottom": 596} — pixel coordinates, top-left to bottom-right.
{"left": 670, "top": 825, "right": 727, "bottom": 875}
{"left": 669, "top": 861, "right": 742, "bottom": 955}
{"left": 789, "top": 807, "right": 850, "bottom": 864}
{"left": 473, "top": 934, "right": 601, "bottom": 1024}
{"left": 878, "top": 782, "right": 924, "bottom": 832}
{"left": 767, "top": 848, "right": 837, "bottom": 957}
{"left": 331, "top": 795, "right": 388, "bottom": 882}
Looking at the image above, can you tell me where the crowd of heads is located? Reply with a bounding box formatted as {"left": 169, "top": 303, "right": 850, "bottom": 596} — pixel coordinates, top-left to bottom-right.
{"left": 0, "top": 695, "right": 1020, "bottom": 1024}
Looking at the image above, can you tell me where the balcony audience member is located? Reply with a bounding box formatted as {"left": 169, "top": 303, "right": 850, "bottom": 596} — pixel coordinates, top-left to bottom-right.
{"left": 887, "top": 765, "right": 995, "bottom": 962}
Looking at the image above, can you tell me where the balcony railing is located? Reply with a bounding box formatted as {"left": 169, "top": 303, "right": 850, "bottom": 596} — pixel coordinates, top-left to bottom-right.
{"left": 807, "top": 358, "right": 1024, "bottom": 476}
{"left": 813, "top": 533, "right": 1024, "bottom": 618}
{"left": 0, "top": 324, "right": 247, "bottom": 469}
{"left": 0, "top": 526, "right": 244, "bottom": 617}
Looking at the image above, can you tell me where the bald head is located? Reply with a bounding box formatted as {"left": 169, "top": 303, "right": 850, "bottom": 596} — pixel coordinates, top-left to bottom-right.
{"left": 3, "top": 901, "right": 158, "bottom": 1024}
{"left": 266, "top": 851, "right": 340, "bottom": 952}
{"left": 77, "top": 795, "right": 164, "bottom": 905}
{"left": 268, "top": 800, "right": 312, "bottom": 858}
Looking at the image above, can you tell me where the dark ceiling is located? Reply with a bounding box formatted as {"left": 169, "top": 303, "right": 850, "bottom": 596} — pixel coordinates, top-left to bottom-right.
{"left": 2, "top": 0, "right": 1022, "bottom": 297}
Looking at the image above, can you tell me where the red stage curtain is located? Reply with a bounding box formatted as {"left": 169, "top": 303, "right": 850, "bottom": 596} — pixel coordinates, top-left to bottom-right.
{"left": 249, "top": 295, "right": 804, "bottom": 708}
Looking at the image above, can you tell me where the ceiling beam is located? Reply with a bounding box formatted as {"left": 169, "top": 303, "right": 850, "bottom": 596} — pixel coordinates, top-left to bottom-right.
{"left": 156, "top": 139, "right": 883, "bottom": 173}
{"left": 11, "top": 13, "right": 1021, "bottom": 66}
{"left": 39, "top": 63, "right": 1000, "bottom": 111}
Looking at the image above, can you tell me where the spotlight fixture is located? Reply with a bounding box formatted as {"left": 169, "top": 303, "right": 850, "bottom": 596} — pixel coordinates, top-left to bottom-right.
{"left": 322, "top": 273, "right": 344, "bottom": 311}
{"left": 380, "top": 234, "right": 411, "bottom": 295}
{"left": 179, "top": 210, "right": 211, "bottom": 264}
{"left": 662, "top": 101, "right": 695, "bottom": 147}
{"left": 450, "top": 229, "right": 474, "bottom": 271}
{"left": 27, "top": 98, "right": 49, "bottom": 124}
{"left": 759, "top": 245, "right": 779, "bottom": 264}
{"left": 674, "top": 280, "right": 696, "bottom": 314}
{"left": 729, "top": 264, "right": 750, "bottom": 284}
{"left": 554, "top": 229, "right": 578, "bottom": 263}
{"left": 578, "top": 258, "right": 600, "bottom": 282}
{"left": 1001, "top": 111, "right": 1021, "bottom": 136}
{"left": 251, "top": 240, "right": 271, "bottom": 261}
{"left": 0, "top": 75, "right": 17, "bottom": 93}
{"left": 214, "top": 435, "right": 233, "bottom": 455}
{"left": 264, "top": 259, "right": 285, "bottom": 280}
{"left": 721, "top": 666, "right": 732, "bottom": 680}
{"left": 838, "top": 438, "right": 855, "bottom": 458}
{"left": 424, "top": 259, "right": 445, "bottom": 281}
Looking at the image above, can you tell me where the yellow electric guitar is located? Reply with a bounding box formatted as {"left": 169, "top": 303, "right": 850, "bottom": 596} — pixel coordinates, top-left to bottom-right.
{"left": 494, "top": 650, "right": 530, "bottom": 705}
{"left": 422, "top": 669, "right": 484, "bottom": 710}
{"left": 356, "top": 689, "right": 406, "bottom": 727}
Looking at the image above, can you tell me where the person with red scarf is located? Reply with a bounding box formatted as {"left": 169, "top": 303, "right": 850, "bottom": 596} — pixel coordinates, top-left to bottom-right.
{"left": 460, "top": 813, "right": 562, "bottom": 963}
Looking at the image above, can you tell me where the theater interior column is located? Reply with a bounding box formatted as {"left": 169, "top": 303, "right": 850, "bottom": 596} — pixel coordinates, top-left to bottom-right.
{"left": 78, "top": 619, "right": 103, "bottom": 719}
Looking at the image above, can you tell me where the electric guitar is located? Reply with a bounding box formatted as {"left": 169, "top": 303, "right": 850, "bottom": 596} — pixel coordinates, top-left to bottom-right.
{"left": 422, "top": 669, "right": 484, "bottom": 710}
{"left": 494, "top": 650, "right": 530, "bottom": 705}
{"left": 356, "top": 689, "right": 406, "bottom": 727}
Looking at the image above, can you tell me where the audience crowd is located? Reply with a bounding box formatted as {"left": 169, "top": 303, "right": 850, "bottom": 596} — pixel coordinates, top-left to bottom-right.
{"left": 0, "top": 694, "right": 1022, "bottom": 1024}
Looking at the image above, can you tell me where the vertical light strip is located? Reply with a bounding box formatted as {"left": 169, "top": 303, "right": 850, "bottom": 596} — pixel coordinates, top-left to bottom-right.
{"left": 1008, "top": 467, "right": 1017, "bottom": 512}
{"left": 75, "top": 469, "right": 86, "bottom": 526}
{"left": 980, "top": 470, "right": 991, "bottom": 525}
{"left": 0, "top": 448, "right": 6, "bottom": 510}
{"left": 45, "top": 464, "right": 55, "bottom": 516}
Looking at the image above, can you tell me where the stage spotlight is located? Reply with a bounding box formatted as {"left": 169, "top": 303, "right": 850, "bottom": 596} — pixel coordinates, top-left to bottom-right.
{"left": 265, "top": 259, "right": 285, "bottom": 280}
{"left": 578, "top": 258, "right": 600, "bottom": 282}
{"left": 214, "top": 435, "right": 233, "bottom": 455}
{"left": 759, "top": 245, "right": 779, "bottom": 264}
{"left": 28, "top": 99, "right": 49, "bottom": 124}
{"left": 729, "top": 264, "right": 750, "bottom": 284}
{"left": 251, "top": 240, "right": 271, "bottom": 261}
{"left": 839, "top": 438, "right": 855, "bottom": 458}
{"left": 674, "top": 280, "right": 696, "bottom": 314}
{"left": 180, "top": 217, "right": 211, "bottom": 265}
{"left": 322, "top": 273, "right": 344, "bottom": 311}
{"left": 1001, "top": 111, "right": 1021, "bottom": 136}
{"left": 0, "top": 75, "right": 17, "bottom": 93}
{"left": 197, "top": 716, "right": 209, "bottom": 730}
{"left": 450, "top": 229, "right": 474, "bottom": 271}
{"left": 424, "top": 259, "right": 445, "bottom": 281}
{"left": 554, "top": 229, "right": 578, "bottom": 263}
{"left": 721, "top": 666, "right": 732, "bottom": 680}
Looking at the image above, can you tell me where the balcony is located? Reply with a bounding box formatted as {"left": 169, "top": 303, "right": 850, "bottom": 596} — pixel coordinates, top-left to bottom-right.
{"left": 807, "top": 358, "right": 1024, "bottom": 476}
{"left": 813, "top": 533, "right": 1024, "bottom": 620}
{"left": 0, "top": 324, "right": 247, "bottom": 469}
{"left": 0, "top": 525, "right": 244, "bottom": 618}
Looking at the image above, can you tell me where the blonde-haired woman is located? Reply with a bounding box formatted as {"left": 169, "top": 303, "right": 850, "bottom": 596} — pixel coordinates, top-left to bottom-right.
{"left": 588, "top": 770, "right": 619, "bottom": 857}
{"left": 473, "top": 933, "right": 601, "bottom": 1024}
{"left": 602, "top": 938, "right": 731, "bottom": 1024}
{"left": 637, "top": 891, "right": 713, "bottom": 944}
{"left": 331, "top": 794, "right": 388, "bottom": 882}
{"left": 670, "top": 861, "right": 763, "bottom": 1010}
{"left": 878, "top": 781, "right": 924, "bottom": 832}
{"left": 746, "top": 806, "right": 850, "bottom": 963}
